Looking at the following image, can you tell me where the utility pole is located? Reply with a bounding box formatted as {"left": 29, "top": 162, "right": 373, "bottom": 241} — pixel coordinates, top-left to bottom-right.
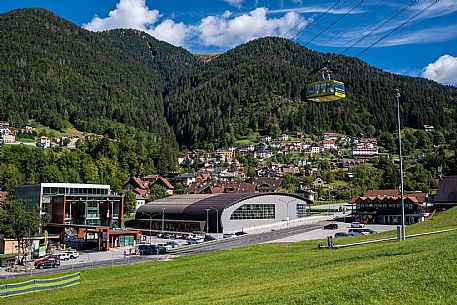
{"left": 395, "top": 89, "right": 406, "bottom": 241}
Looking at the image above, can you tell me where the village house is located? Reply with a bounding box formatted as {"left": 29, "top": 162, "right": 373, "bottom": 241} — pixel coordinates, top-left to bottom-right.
{"left": 321, "top": 139, "right": 337, "bottom": 150}
{"left": 313, "top": 177, "right": 326, "bottom": 188}
{"left": 423, "top": 125, "right": 435, "bottom": 132}
{"left": 352, "top": 189, "right": 430, "bottom": 224}
{"left": 37, "top": 135, "right": 51, "bottom": 148}
{"left": 276, "top": 134, "right": 289, "bottom": 142}
{"left": 351, "top": 139, "right": 379, "bottom": 159}
{"left": 258, "top": 135, "right": 272, "bottom": 143}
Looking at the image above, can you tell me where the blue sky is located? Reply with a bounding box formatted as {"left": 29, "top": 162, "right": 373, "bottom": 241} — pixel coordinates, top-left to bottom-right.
{"left": 1, "top": 0, "right": 457, "bottom": 85}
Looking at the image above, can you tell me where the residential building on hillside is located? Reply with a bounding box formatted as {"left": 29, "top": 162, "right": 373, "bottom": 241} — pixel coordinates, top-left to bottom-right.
{"left": 351, "top": 140, "right": 379, "bottom": 159}
{"left": 259, "top": 136, "right": 272, "bottom": 143}
{"left": 352, "top": 189, "right": 430, "bottom": 224}
{"left": 37, "top": 136, "right": 51, "bottom": 148}
{"left": 276, "top": 134, "right": 289, "bottom": 142}
{"left": 423, "top": 125, "right": 435, "bottom": 132}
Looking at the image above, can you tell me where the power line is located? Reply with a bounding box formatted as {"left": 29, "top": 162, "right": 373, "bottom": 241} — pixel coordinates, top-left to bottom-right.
{"left": 353, "top": 0, "right": 439, "bottom": 58}
{"left": 290, "top": 1, "right": 342, "bottom": 42}
{"left": 339, "top": 0, "right": 419, "bottom": 55}
{"left": 318, "top": 0, "right": 387, "bottom": 48}
{"left": 305, "top": 0, "right": 365, "bottom": 47}
{"left": 284, "top": 0, "right": 329, "bottom": 39}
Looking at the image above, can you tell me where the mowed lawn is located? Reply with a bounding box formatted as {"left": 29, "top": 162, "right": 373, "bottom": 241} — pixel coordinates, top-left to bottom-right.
{"left": 2, "top": 209, "right": 457, "bottom": 305}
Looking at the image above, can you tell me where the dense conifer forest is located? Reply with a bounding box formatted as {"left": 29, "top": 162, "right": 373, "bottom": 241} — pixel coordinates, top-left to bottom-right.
{"left": 0, "top": 8, "right": 456, "bottom": 187}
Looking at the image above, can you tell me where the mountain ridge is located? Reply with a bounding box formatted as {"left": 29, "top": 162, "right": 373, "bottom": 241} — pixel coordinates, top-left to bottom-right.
{"left": 1, "top": 8, "right": 456, "bottom": 150}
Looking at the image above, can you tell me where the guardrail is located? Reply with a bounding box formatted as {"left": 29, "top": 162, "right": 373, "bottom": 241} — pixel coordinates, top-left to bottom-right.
{"left": 320, "top": 227, "right": 457, "bottom": 249}
{"left": 0, "top": 272, "right": 80, "bottom": 298}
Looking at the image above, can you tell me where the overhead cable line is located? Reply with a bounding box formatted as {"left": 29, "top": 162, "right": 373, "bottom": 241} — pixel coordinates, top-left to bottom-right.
{"left": 338, "top": 0, "right": 420, "bottom": 55}
{"left": 305, "top": 0, "right": 365, "bottom": 47}
{"left": 319, "top": 0, "right": 387, "bottom": 47}
{"left": 289, "top": 0, "right": 342, "bottom": 42}
{"left": 284, "top": 0, "right": 328, "bottom": 39}
{"left": 352, "top": 0, "right": 440, "bottom": 58}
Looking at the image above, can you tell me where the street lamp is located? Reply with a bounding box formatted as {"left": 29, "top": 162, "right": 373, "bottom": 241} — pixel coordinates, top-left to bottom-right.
{"left": 395, "top": 89, "right": 406, "bottom": 241}
{"left": 278, "top": 197, "right": 295, "bottom": 229}
{"left": 205, "top": 208, "right": 210, "bottom": 233}
{"left": 208, "top": 207, "right": 220, "bottom": 239}
{"left": 140, "top": 213, "right": 160, "bottom": 244}
{"left": 161, "top": 208, "right": 166, "bottom": 232}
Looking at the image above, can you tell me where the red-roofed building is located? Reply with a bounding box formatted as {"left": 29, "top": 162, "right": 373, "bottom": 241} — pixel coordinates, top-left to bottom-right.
{"left": 352, "top": 189, "right": 430, "bottom": 224}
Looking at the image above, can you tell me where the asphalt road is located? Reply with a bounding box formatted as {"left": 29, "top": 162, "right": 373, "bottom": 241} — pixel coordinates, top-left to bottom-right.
{"left": 172, "top": 222, "right": 324, "bottom": 256}
{"left": 0, "top": 221, "right": 326, "bottom": 279}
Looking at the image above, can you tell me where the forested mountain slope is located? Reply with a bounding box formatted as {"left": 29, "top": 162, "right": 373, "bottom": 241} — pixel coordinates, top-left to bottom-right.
{"left": 1, "top": 8, "right": 456, "bottom": 152}
{"left": 165, "top": 37, "right": 457, "bottom": 147}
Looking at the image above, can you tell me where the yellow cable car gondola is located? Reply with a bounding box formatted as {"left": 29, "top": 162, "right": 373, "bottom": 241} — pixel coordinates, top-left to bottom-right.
{"left": 306, "top": 62, "right": 346, "bottom": 103}
{"left": 306, "top": 80, "right": 346, "bottom": 102}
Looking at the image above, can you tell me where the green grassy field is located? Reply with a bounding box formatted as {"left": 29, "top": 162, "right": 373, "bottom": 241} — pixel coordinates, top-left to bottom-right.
{"left": 2, "top": 209, "right": 457, "bottom": 305}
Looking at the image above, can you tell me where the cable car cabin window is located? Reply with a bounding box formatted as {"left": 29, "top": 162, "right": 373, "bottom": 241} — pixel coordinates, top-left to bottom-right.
{"left": 319, "top": 83, "right": 326, "bottom": 94}
{"left": 307, "top": 85, "right": 316, "bottom": 96}
{"left": 335, "top": 82, "right": 345, "bottom": 93}
{"left": 327, "top": 82, "right": 335, "bottom": 93}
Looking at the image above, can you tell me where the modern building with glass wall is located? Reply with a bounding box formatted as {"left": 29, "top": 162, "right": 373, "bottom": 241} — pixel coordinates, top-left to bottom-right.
{"left": 16, "top": 183, "right": 138, "bottom": 251}
{"left": 136, "top": 193, "right": 311, "bottom": 234}
{"left": 16, "top": 183, "right": 111, "bottom": 216}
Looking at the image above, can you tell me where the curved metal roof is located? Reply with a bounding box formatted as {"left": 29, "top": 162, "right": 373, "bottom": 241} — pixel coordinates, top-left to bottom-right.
{"left": 136, "top": 192, "right": 310, "bottom": 220}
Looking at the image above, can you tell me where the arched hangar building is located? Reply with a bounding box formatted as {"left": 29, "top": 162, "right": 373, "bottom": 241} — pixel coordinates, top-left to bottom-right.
{"left": 136, "top": 193, "right": 311, "bottom": 234}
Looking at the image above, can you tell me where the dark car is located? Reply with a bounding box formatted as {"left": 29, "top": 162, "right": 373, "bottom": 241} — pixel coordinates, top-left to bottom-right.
{"left": 235, "top": 231, "right": 248, "bottom": 236}
{"left": 35, "top": 257, "right": 60, "bottom": 269}
{"left": 156, "top": 245, "right": 167, "bottom": 254}
{"left": 139, "top": 244, "right": 160, "bottom": 255}
{"left": 324, "top": 223, "right": 339, "bottom": 230}
{"left": 204, "top": 235, "right": 216, "bottom": 242}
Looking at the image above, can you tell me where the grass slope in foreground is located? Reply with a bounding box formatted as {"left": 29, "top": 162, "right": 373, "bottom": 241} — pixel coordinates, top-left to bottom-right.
{"left": 2, "top": 209, "right": 457, "bottom": 305}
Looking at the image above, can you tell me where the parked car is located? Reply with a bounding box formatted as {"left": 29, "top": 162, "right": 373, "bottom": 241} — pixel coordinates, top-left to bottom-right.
{"left": 158, "top": 243, "right": 173, "bottom": 251}
{"left": 175, "top": 234, "right": 183, "bottom": 239}
{"left": 351, "top": 222, "right": 365, "bottom": 228}
{"left": 139, "top": 244, "right": 159, "bottom": 255}
{"left": 235, "top": 231, "right": 247, "bottom": 236}
{"left": 349, "top": 228, "right": 377, "bottom": 235}
{"left": 324, "top": 223, "right": 339, "bottom": 230}
{"left": 55, "top": 252, "right": 71, "bottom": 261}
{"left": 223, "top": 233, "right": 236, "bottom": 239}
{"left": 166, "top": 241, "right": 180, "bottom": 249}
{"left": 186, "top": 238, "right": 204, "bottom": 245}
{"left": 65, "top": 249, "right": 79, "bottom": 259}
{"left": 35, "top": 257, "right": 60, "bottom": 269}
{"left": 204, "top": 235, "right": 216, "bottom": 242}
{"left": 156, "top": 245, "right": 167, "bottom": 254}
{"left": 335, "top": 231, "right": 365, "bottom": 238}
{"left": 187, "top": 233, "right": 204, "bottom": 240}
{"left": 334, "top": 232, "right": 350, "bottom": 238}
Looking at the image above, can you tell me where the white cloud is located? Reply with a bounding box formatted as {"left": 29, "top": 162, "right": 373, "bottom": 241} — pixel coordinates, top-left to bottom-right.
{"left": 147, "top": 19, "right": 191, "bottom": 47}
{"left": 422, "top": 55, "right": 457, "bottom": 85}
{"left": 197, "top": 8, "right": 306, "bottom": 48}
{"left": 83, "top": 0, "right": 190, "bottom": 46}
{"left": 83, "top": 0, "right": 160, "bottom": 31}
{"left": 82, "top": 1, "right": 307, "bottom": 49}
{"left": 224, "top": 0, "right": 244, "bottom": 9}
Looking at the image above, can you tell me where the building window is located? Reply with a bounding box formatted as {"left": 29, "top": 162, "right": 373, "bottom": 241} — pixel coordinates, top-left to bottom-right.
{"left": 230, "top": 204, "right": 275, "bottom": 220}
{"left": 297, "top": 204, "right": 308, "bottom": 217}
{"left": 86, "top": 202, "right": 99, "bottom": 218}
